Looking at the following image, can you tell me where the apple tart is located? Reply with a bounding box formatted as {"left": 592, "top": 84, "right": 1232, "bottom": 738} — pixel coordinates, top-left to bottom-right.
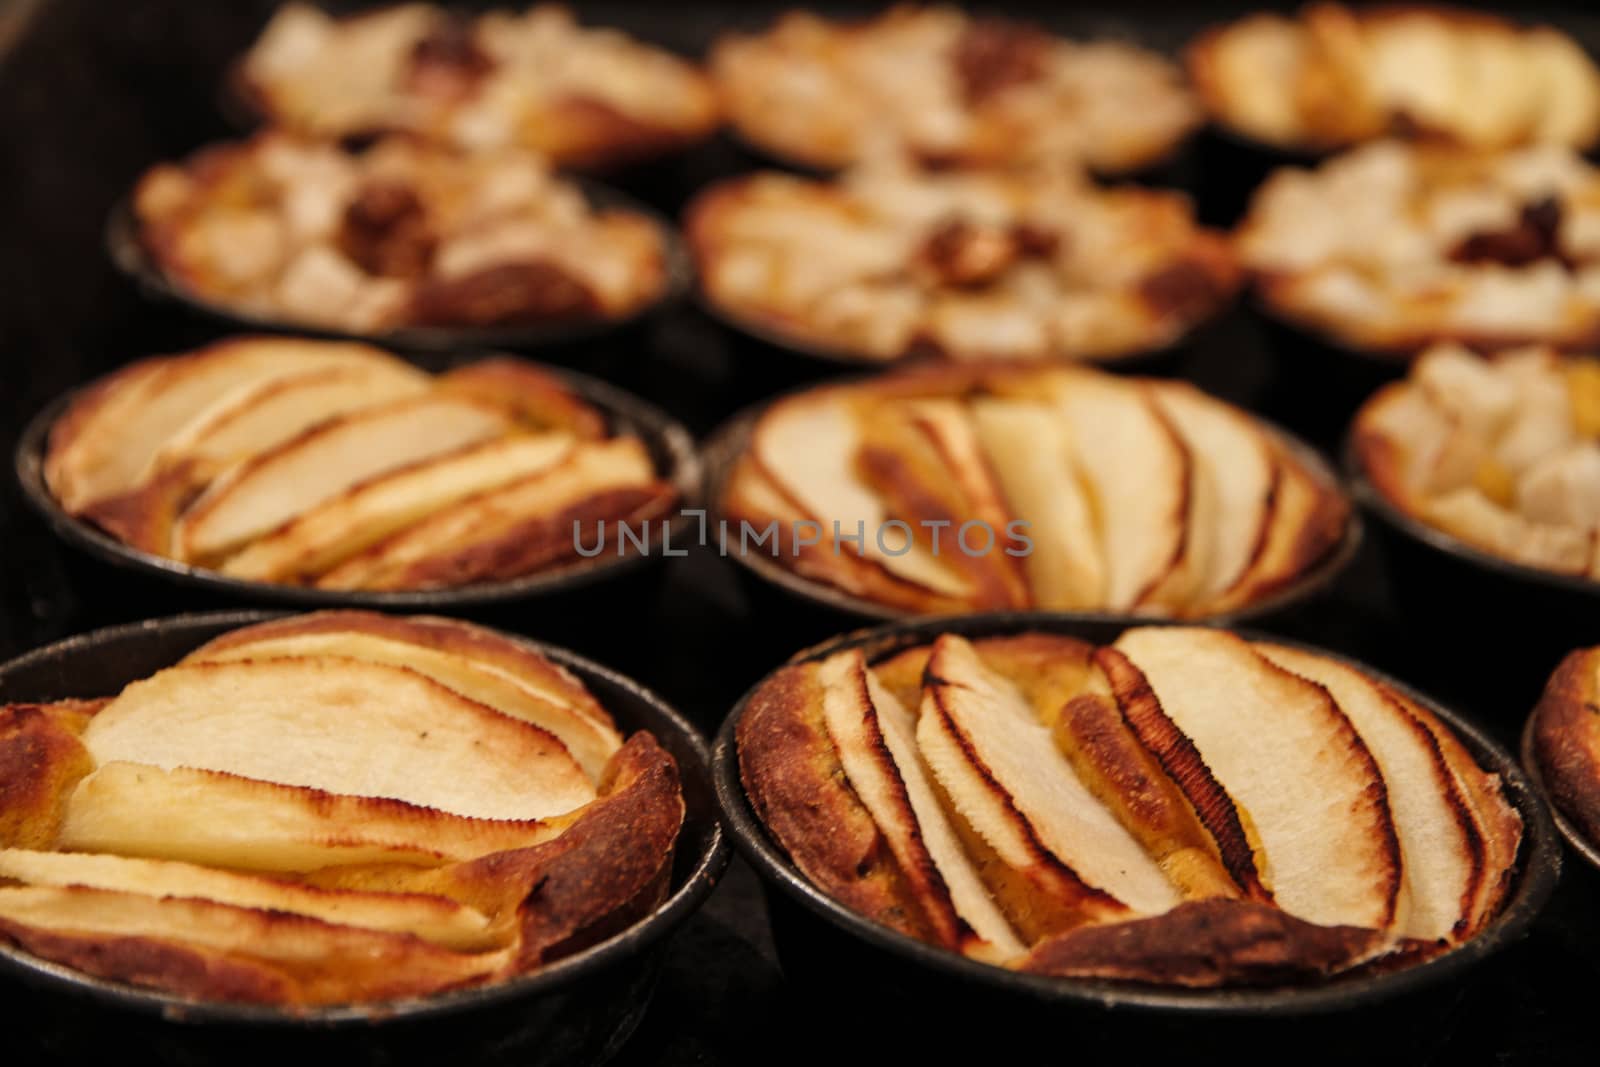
{"left": 1188, "top": 4, "right": 1600, "bottom": 154}
{"left": 710, "top": 7, "right": 1200, "bottom": 174}
{"left": 718, "top": 364, "right": 1348, "bottom": 617}
{"left": 237, "top": 3, "right": 718, "bottom": 168}
{"left": 1530, "top": 647, "right": 1600, "bottom": 849}
{"left": 0, "top": 611, "right": 685, "bottom": 1005}
{"left": 1354, "top": 342, "right": 1600, "bottom": 579}
{"left": 739, "top": 627, "right": 1523, "bottom": 987}
{"left": 133, "top": 132, "right": 670, "bottom": 335}
{"left": 42, "top": 337, "right": 677, "bottom": 591}
{"left": 1236, "top": 141, "right": 1600, "bottom": 354}
{"left": 686, "top": 162, "right": 1238, "bottom": 364}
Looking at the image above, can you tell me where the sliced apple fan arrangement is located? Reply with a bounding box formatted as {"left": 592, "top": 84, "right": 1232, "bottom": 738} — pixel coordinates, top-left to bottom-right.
{"left": 722, "top": 365, "right": 1347, "bottom": 617}
{"left": 43, "top": 338, "right": 676, "bottom": 591}
{"left": 0, "top": 612, "right": 685, "bottom": 1005}
{"left": 740, "top": 628, "right": 1522, "bottom": 987}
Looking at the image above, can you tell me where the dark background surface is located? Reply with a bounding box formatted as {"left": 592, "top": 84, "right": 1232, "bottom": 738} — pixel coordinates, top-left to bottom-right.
{"left": 3, "top": 2, "right": 1600, "bottom": 1063}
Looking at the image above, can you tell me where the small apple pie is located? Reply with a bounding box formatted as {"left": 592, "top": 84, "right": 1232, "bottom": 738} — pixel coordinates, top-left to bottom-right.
{"left": 686, "top": 162, "right": 1238, "bottom": 364}
{"left": 1189, "top": 4, "right": 1600, "bottom": 154}
{"left": 0, "top": 612, "right": 684, "bottom": 1005}
{"left": 718, "top": 364, "right": 1348, "bottom": 616}
{"left": 1237, "top": 141, "right": 1600, "bottom": 354}
{"left": 133, "top": 132, "right": 670, "bottom": 335}
{"left": 710, "top": 7, "right": 1199, "bottom": 173}
{"left": 1354, "top": 341, "right": 1600, "bottom": 579}
{"left": 43, "top": 337, "right": 677, "bottom": 591}
{"left": 1530, "top": 646, "right": 1600, "bottom": 849}
{"left": 740, "top": 627, "right": 1522, "bottom": 986}
{"left": 237, "top": 3, "right": 718, "bottom": 168}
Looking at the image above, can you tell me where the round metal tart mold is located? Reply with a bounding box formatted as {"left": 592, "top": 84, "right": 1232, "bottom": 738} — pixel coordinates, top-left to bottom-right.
{"left": 105, "top": 178, "right": 693, "bottom": 360}
{"left": 699, "top": 385, "right": 1363, "bottom": 632}
{"left": 0, "top": 610, "right": 729, "bottom": 1065}
{"left": 15, "top": 361, "right": 701, "bottom": 610}
{"left": 712, "top": 612, "right": 1559, "bottom": 1058}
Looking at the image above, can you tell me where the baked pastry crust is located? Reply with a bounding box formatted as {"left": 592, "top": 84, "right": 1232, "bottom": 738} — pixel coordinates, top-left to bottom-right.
{"left": 1237, "top": 142, "right": 1600, "bottom": 354}
{"left": 42, "top": 337, "right": 677, "bottom": 591}
{"left": 687, "top": 162, "right": 1238, "bottom": 364}
{"left": 1352, "top": 342, "right": 1600, "bottom": 579}
{"left": 711, "top": 6, "right": 1199, "bottom": 174}
{"left": 1531, "top": 647, "right": 1600, "bottom": 847}
{"left": 134, "top": 132, "right": 668, "bottom": 335}
{"left": 237, "top": 3, "right": 718, "bottom": 168}
{"left": 719, "top": 363, "right": 1346, "bottom": 617}
{"left": 738, "top": 627, "right": 1521, "bottom": 988}
{"left": 1189, "top": 4, "right": 1600, "bottom": 154}
{"left": 0, "top": 613, "right": 684, "bottom": 1005}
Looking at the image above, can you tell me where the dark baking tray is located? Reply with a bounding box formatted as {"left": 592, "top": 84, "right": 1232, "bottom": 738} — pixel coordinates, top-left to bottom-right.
{"left": 0, "top": 610, "right": 729, "bottom": 1066}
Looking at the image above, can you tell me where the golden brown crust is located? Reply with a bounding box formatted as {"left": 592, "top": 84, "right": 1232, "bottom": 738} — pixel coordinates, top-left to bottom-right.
{"left": 0, "top": 920, "right": 297, "bottom": 1003}
{"left": 737, "top": 663, "right": 932, "bottom": 941}
{"left": 1018, "top": 899, "right": 1385, "bottom": 987}
{"left": 0, "top": 704, "right": 96, "bottom": 850}
{"left": 1532, "top": 648, "right": 1600, "bottom": 846}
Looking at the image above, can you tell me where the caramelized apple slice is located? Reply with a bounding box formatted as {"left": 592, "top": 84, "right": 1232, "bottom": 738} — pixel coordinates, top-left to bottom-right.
{"left": 0, "top": 703, "right": 96, "bottom": 850}
{"left": 0, "top": 850, "right": 498, "bottom": 950}
{"left": 751, "top": 392, "right": 973, "bottom": 601}
{"left": 45, "top": 337, "right": 413, "bottom": 512}
{"left": 59, "top": 762, "right": 567, "bottom": 870}
{"left": 1147, "top": 382, "right": 1276, "bottom": 611}
{"left": 970, "top": 398, "right": 1106, "bottom": 610}
{"left": 217, "top": 433, "right": 577, "bottom": 584}
{"left": 819, "top": 649, "right": 1023, "bottom": 959}
{"left": 0, "top": 886, "right": 513, "bottom": 1005}
{"left": 1210, "top": 452, "right": 1348, "bottom": 612}
{"left": 1050, "top": 375, "right": 1189, "bottom": 610}
{"left": 83, "top": 657, "right": 594, "bottom": 821}
{"left": 1391, "top": 686, "right": 1522, "bottom": 936}
{"left": 185, "top": 611, "right": 612, "bottom": 729}
{"left": 182, "top": 622, "right": 621, "bottom": 782}
{"left": 315, "top": 437, "right": 669, "bottom": 591}
{"left": 173, "top": 395, "right": 512, "bottom": 564}
{"left": 1254, "top": 644, "right": 1482, "bottom": 942}
{"left": 1112, "top": 627, "right": 1403, "bottom": 932}
{"left": 918, "top": 635, "right": 1180, "bottom": 939}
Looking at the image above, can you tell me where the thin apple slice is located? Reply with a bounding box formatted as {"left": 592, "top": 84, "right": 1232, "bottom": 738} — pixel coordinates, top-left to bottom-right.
{"left": 315, "top": 437, "right": 669, "bottom": 591}
{"left": 1148, "top": 382, "right": 1276, "bottom": 611}
{"left": 82, "top": 657, "right": 594, "bottom": 821}
{"left": 818, "top": 649, "right": 1024, "bottom": 960}
{"left": 1112, "top": 627, "right": 1403, "bottom": 932}
{"left": 0, "top": 850, "right": 498, "bottom": 950}
{"left": 918, "top": 635, "right": 1180, "bottom": 939}
{"left": 59, "top": 762, "right": 568, "bottom": 870}
{"left": 46, "top": 337, "right": 413, "bottom": 512}
{"left": 1387, "top": 686, "right": 1523, "bottom": 936}
{"left": 750, "top": 392, "right": 973, "bottom": 601}
{"left": 435, "top": 359, "right": 607, "bottom": 439}
{"left": 183, "top": 612, "right": 612, "bottom": 731}
{"left": 1050, "top": 375, "right": 1189, "bottom": 611}
{"left": 970, "top": 397, "right": 1106, "bottom": 610}
{"left": 0, "top": 886, "right": 513, "bottom": 1005}
{"left": 172, "top": 395, "right": 512, "bottom": 564}
{"left": 218, "top": 433, "right": 577, "bottom": 584}
{"left": 1254, "top": 643, "right": 1483, "bottom": 943}
{"left": 1210, "top": 451, "right": 1349, "bottom": 612}
{"left": 855, "top": 399, "right": 1030, "bottom": 610}
{"left": 182, "top": 625, "right": 621, "bottom": 782}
